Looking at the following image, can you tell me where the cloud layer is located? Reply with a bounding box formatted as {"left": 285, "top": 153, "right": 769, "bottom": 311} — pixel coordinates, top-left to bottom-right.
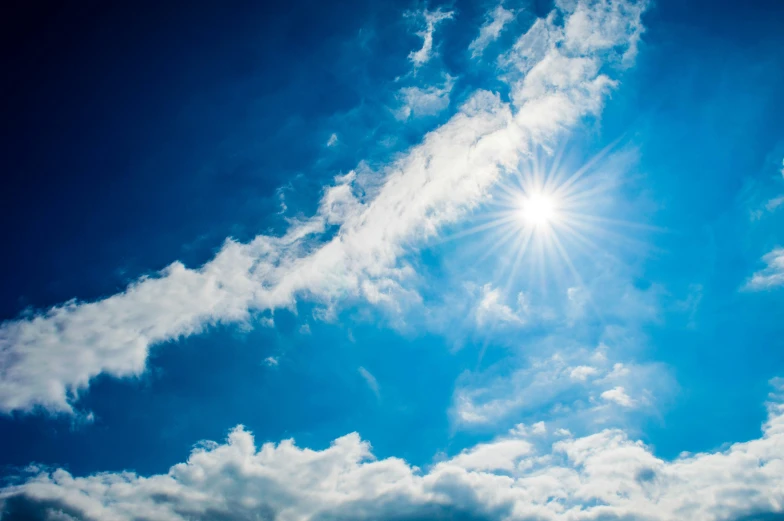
{"left": 2, "top": 381, "right": 783, "bottom": 521}
{"left": 0, "top": 0, "right": 648, "bottom": 413}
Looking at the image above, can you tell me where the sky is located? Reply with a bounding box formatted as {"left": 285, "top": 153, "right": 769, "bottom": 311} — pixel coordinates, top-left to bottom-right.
{"left": 1, "top": 0, "right": 784, "bottom": 520}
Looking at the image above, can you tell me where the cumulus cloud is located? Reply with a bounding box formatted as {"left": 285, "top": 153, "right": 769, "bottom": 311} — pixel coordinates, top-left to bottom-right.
{"left": 0, "top": 0, "right": 649, "bottom": 414}
{"left": 745, "top": 248, "right": 784, "bottom": 291}
{"left": 469, "top": 3, "right": 516, "bottom": 58}
{"left": 396, "top": 76, "right": 455, "bottom": 120}
{"left": 407, "top": 8, "right": 454, "bottom": 68}
{"left": 3, "top": 382, "right": 784, "bottom": 521}
{"left": 600, "top": 385, "right": 635, "bottom": 407}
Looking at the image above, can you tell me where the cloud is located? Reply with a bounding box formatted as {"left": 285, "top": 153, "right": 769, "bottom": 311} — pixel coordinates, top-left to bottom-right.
{"left": 327, "top": 133, "right": 339, "bottom": 147}
{"left": 766, "top": 195, "right": 784, "bottom": 213}
{"left": 474, "top": 284, "right": 527, "bottom": 328}
{"left": 452, "top": 340, "right": 666, "bottom": 428}
{"left": 396, "top": 76, "right": 455, "bottom": 120}
{"left": 407, "top": 8, "right": 454, "bottom": 68}
{"left": 264, "top": 356, "right": 279, "bottom": 367}
{"left": 600, "top": 386, "right": 635, "bottom": 407}
{"left": 469, "top": 3, "right": 516, "bottom": 58}
{"left": 0, "top": 0, "right": 649, "bottom": 414}
{"left": 3, "top": 381, "right": 784, "bottom": 521}
{"left": 745, "top": 248, "right": 784, "bottom": 291}
{"left": 569, "top": 365, "right": 598, "bottom": 381}
{"left": 358, "top": 367, "right": 380, "bottom": 398}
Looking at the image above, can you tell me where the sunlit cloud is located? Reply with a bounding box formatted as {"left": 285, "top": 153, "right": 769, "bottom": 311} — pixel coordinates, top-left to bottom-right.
{"left": 3, "top": 381, "right": 783, "bottom": 521}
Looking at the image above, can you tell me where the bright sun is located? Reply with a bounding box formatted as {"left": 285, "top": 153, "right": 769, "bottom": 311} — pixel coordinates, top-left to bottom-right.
{"left": 518, "top": 192, "right": 557, "bottom": 227}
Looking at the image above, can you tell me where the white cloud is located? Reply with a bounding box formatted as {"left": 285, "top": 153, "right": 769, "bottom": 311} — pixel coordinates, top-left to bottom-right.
{"left": 453, "top": 341, "right": 665, "bottom": 428}
{"left": 569, "top": 365, "right": 598, "bottom": 381}
{"left": 326, "top": 133, "right": 339, "bottom": 147}
{"left": 469, "top": 3, "right": 516, "bottom": 58}
{"left": 407, "top": 8, "right": 454, "bottom": 68}
{"left": 766, "top": 195, "right": 784, "bottom": 213}
{"left": 745, "top": 247, "right": 784, "bottom": 291}
{"left": 601, "top": 386, "right": 635, "bottom": 407}
{"left": 358, "top": 367, "right": 380, "bottom": 398}
{"left": 264, "top": 356, "right": 279, "bottom": 367}
{"left": 0, "top": 0, "right": 649, "bottom": 414}
{"left": 449, "top": 438, "right": 532, "bottom": 471}
{"left": 396, "top": 76, "right": 454, "bottom": 120}
{"left": 3, "top": 382, "right": 784, "bottom": 521}
{"left": 260, "top": 316, "right": 275, "bottom": 328}
{"left": 474, "top": 284, "right": 527, "bottom": 328}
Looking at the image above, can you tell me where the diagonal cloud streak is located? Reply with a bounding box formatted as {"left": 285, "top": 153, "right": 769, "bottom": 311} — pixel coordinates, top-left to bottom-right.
{"left": 0, "top": 0, "right": 647, "bottom": 413}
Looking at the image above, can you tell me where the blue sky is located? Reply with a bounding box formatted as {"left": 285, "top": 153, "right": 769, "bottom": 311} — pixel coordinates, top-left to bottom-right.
{"left": 1, "top": 0, "right": 784, "bottom": 520}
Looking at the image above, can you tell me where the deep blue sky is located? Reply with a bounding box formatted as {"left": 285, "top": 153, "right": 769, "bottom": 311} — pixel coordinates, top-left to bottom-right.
{"left": 1, "top": 1, "right": 784, "bottom": 515}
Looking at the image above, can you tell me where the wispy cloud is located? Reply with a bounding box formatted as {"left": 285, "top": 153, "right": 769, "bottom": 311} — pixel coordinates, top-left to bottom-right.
{"left": 745, "top": 247, "right": 784, "bottom": 290}
{"left": 395, "top": 75, "right": 454, "bottom": 120}
{"left": 3, "top": 381, "right": 784, "bottom": 521}
{"left": 407, "top": 8, "right": 454, "bottom": 68}
{"left": 474, "top": 283, "right": 527, "bottom": 328}
{"left": 0, "top": 0, "right": 648, "bottom": 414}
{"left": 453, "top": 340, "right": 667, "bottom": 429}
{"left": 469, "top": 3, "right": 515, "bottom": 58}
{"left": 358, "top": 366, "right": 380, "bottom": 398}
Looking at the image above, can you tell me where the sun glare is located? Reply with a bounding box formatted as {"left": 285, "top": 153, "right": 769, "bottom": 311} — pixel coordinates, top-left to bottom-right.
{"left": 519, "top": 193, "right": 557, "bottom": 227}
{"left": 438, "top": 140, "right": 651, "bottom": 298}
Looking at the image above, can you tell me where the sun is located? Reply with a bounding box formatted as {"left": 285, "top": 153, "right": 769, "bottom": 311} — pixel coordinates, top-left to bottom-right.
{"left": 518, "top": 192, "right": 557, "bottom": 227}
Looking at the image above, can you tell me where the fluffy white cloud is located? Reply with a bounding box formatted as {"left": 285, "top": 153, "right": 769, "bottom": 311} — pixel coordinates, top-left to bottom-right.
{"left": 600, "top": 386, "right": 635, "bottom": 407}
{"left": 3, "top": 382, "right": 784, "bottom": 521}
{"left": 0, "top": 0, "right": 649, "bottom": 414}
{"left": 469, "top": 3, "right": 516, "bottom": 58}
{"left": 407, "top": 8, "right": 454, "bottom": 68}
{"left": 745, "top": 248, "right": 784, "bottom": 291}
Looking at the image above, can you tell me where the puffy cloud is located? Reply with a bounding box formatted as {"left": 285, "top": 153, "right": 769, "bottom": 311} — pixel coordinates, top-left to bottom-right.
{"left": 745, "top": 248, "right": 784, "bottom": 291}
{"left": 469, "top": 4, "right": 516, "bottom": 58}
{"left": 0, "top": 0, "right": 649, "bottom": 414}
{"left": 407, "top": 8, "right": 454, "bottom": 68}
{"left": 3, "top": 382, "right": 784, "bottom": 521}
{"left": 600, "top": 386, "right": 635, "bottom": 407}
